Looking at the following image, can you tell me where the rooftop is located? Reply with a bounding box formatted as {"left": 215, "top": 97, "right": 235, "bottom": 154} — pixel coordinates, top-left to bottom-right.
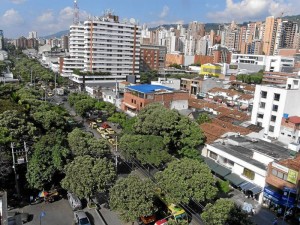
{"left": 126, "top": 84, "right": 174, "bottom": 94}
{"left": 286, "top": 116, "right": 300, "bottom": 124}
{"left": 210, "top": 136, "right": 292, "bottom": 169}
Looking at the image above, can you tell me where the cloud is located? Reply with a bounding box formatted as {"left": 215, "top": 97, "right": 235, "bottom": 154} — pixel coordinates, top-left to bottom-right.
{"left": 207, "top": 0, "right": 297, "bottom": 22}
{"left": 32, "top": 7, "right": 89, "bottom": 36}
{"left": 0, "top": 9, "right": 24, "bottom": 26}
{"left": 159, "top": 5, "right": 169, "bottom": 18}
{"left": 37, "top": 11, "right": 54, "bottom": 23}
{"left": 9, "top": 0, "right": 26, "bottom": 4}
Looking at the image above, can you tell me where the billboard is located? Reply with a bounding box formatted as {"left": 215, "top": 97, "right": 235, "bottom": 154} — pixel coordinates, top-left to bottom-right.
{"left": 287, "top": 169, "right": 298, "bottom": 184}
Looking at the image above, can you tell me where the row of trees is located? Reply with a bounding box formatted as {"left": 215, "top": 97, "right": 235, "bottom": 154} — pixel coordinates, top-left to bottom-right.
{"left": 236, "top": 71, "right": 263, "bottom": 84}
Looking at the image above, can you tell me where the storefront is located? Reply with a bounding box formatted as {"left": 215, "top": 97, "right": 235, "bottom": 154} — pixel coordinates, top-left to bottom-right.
{"left": 263, "top": 185, "right": 296, "bottom": 209}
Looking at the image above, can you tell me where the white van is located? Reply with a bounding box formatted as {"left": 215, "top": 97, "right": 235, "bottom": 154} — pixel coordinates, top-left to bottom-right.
{"left": 67, "top": 192, "right": 82, "bottom": 211}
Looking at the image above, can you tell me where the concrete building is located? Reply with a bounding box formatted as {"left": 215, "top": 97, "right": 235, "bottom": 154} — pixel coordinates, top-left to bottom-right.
{"left": 263, "top": 71, "right": 299, "bottom": 85}
{"left": 140, "top": 45, "right": 166, "bottom": 72}
{"left": 0, "top": 50, "right": 8, "bottom": 61}
{"left": 62, "top": 12, "right": 141, "bottom": 85}
{"left": 200, "top": 63, "right": 222, "bottom": 78}
{"left": 121, "top": 84, "right": 189, "bottom": 116}
{"left": 203, "top": 135, "right": 291, "bottom": 203}
{"left": 278, "top": 116, "right": 300, "bottom": 150}
{"left": 264, "top": 155, "right": 300, "bottom": 210}
{"left": 61, "top": 35, "right": 69, "bottom": 51}
{"left": 231, "top": 54, "right": 266, "bottom": 73}
{"left": 265, "top": 56, "right": 294, "bottom": 73}
{"left": 263, "top": 16, "right": 281, "bottom": 56}
{"left": 251, "top": 78, "right": 300, "bottom": 138}
{"left": 28, "top": 31, "right": 37, "bottom": 39}
{"left": 0, "top": 30, "right": 4, "bottom": 50}
{"left": 151, "top": 77, "right": 181, "bottom": 90}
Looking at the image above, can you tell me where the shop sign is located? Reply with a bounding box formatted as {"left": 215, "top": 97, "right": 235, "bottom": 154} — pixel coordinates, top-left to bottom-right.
{"left": 287, "top": 169, "right": 298, "bottom": 184}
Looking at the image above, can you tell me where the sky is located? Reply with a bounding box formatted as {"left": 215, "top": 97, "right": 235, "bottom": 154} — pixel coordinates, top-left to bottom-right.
{"left": 0, "top": 0, "right": 300, "bottom": 38}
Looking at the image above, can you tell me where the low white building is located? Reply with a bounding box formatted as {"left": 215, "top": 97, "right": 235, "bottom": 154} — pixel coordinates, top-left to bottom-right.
{"left": 151, "top": 77, "right": 181, "bottom": 90}
{"left": 0, "top": 50, "right": 8, "bottom": 61}
{"left": 251, "top": 78, "right": 300, "bottom": 139}
{"left": 203, "top": 135, "right": 291, "bottom": 203}
{"left": 265, "top": 56, "right": 294, "bottom": 73}
{"left": 102, "top": 89, "right": 122, "bottom": 109}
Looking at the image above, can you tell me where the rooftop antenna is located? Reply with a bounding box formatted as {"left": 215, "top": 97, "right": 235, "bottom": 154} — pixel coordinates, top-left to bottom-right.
{"left": 73, "top": 0, "right": 79, "bottom": 25}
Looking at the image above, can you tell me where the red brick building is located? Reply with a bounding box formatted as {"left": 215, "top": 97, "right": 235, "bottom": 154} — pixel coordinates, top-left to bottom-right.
{"left": 121, "top": 84, "right": 189, "bottom": 115}
{"left": 140, "top": 45, "right": 167, "bottom": 72}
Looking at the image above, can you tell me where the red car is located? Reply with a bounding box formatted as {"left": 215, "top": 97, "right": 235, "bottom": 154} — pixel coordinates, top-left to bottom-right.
{"left": 101, "top": 122, "right": 110, "bottom": 129}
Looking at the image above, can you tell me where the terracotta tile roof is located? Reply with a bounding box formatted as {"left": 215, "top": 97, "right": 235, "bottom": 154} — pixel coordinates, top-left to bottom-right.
{"left": 243, "top": 85, "right": 256, "bottom": 92}
{"left": 279, "top": 154, "right": 300, "bottom": 171}
{"left": 288, "top": 116, "right": 300, "bottom": 124}
{"left": 208, "top": 87, "right": 240, "bottom": 97}
{"left": 200, "top": 118, "right": 252, "bottom": 144}
{"left": 188, "top": 99, "right": 250, "bottom": 121}
{"left": 238, "top": 94, "right": 254, "bottom": 100}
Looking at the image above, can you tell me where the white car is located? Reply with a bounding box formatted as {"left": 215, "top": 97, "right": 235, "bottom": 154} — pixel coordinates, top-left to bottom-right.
{"left": 74, "top": 211, "right": 91, "bottom": 225}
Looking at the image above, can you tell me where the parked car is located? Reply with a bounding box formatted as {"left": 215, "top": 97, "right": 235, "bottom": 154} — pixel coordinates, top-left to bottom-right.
{"left": 101, "top": 132, "right": 110, "bottom": 139}
{"left": 96, "top": 118, "right": 102, "bottom": 123}
{"left": 101, "top": 122, "right": 110, "bottom": 129}
{"left": 89, "top": 122, "right": 97, "bottom": 129}
{"left": 106, "top": 128, "right": 115, "bottom": 135}
{"left": 108, "top": 138, "right": 117, "bottom": 146}
{"left": 97, "top": 127, "right": 105, "bottom": 134}
{"left": 67, "top": 192, "right": 82, "bottom": 211}
{"left": 74, "top": 211, "right": 91, "bottom": 225}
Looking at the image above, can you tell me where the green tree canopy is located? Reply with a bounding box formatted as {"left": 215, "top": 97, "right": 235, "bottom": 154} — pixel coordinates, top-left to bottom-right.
{"left": 155, "top": 158, "right": 217, "bottom": 204}
{"left": 74, "top": 98, "right": 97, "bottom": 117}
{"left": 67, "top": 128, "right": 110, "bottom": 157}
{"left": 109, "top": 175, "right": 155, "bottom": 223}
{"left": 201, "top": 199, "right": 253, "bottom": 225}
{"left": 61, "top": 155, "right": 116, "bottom": 198}
{"left": 68, "top": 92, "right": 90, "bottom": 107}
{"left": 134, "top": 103, "right": 205, "bottom": 158}
{"left": 196, "top": 113, "right": 212, "bottom": 125}
{"left": 94, "top": 101, "right": 116, "bottom": 116}
{"left": 26, "top": 132, "right": 70, "bottom": 189}
{"left": 119, "top": 134, "right": 172, "bottom": 166}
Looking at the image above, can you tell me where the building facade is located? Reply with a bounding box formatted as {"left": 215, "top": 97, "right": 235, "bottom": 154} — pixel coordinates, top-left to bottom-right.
{"left": 139, "top": 44, "right": 166, "bottom": 72}
{"left": 251, "top": 78, "right": 300, "bottom": 138}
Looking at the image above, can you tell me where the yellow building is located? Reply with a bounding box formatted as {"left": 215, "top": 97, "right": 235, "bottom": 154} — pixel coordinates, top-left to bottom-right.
{"left": 200, "top": 63, "right": 222, "bottom": 77}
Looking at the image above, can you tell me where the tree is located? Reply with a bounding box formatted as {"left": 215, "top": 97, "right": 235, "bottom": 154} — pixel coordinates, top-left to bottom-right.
{"left": 134, "top": 103, "right": 205, "bottom": 158}
{"left": 68, "top": 92, "right": 90, "bottom": 107}
{"left": 74, "top": 98, "right": 96, "bottom": 117}
{"left": 61, "top": 155, "right": 116, "bottom": 198}
{"left": 109, "top": 175, "right": 155, "bottom": 223}
{"left": 67, "top": 128, "right": 110, "bottom": 157}
{"left": 94, "top": 101, "right": 116, "bottom": 116}
{"left": 201, "top": 199, "right": 253, "bottom": 225}
{"left": 119, "top": 134, "right": 172, "bottom": 166}
{"left": 155, "top": 158, "right": 217, "bottom": 204}
{"left": 196, "top": 113, "right": 212, "bottom": 125}
{"left": 26, "top": 132, "right": 70, "bottom": 189}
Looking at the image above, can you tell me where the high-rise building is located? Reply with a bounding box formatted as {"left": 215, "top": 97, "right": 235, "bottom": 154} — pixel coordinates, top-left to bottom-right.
{"left": 139, "top": 44, "right": 166, "bottom": 72}
{"left": 62, "top": 12, "right": 141, "bottom": 83}
{"left": 61, "top": 35, "right": 69, "bottom": 51}
{"left": 280, "top": 20, "right": 298, "bottom": 49}
{"left": 0, "top": 30, "right": 4, "bottom": 50}
{"left": 28, "top": 31, "right": 37, "bottom": 39}
{"left": 262, "top": 16, "right": 281, "bottom": 55}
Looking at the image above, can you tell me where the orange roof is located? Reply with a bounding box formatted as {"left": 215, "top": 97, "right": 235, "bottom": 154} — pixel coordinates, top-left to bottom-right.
{"left": 288, "top": 116, "right": 300, "bottom": 124}
{"left": 238, "top": 94, "right": 254, "bottom": 100}
{"left": 279, "top": 155, "right": 300, "bottom": 171}
{"left": 208, "top": 87, "right": 240, "bottom": 97}
{"left": 200, "top": 118, "right": 252, "bottom": 144}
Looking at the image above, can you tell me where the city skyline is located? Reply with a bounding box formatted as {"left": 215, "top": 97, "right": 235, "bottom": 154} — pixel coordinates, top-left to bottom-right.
{"left": 1, "top": 0, "right": 300, "bottom": 38}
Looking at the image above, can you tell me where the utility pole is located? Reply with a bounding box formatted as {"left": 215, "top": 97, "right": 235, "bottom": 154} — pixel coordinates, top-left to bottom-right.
{"left": 54, "top": 72, "right": 57, "bottom": 96}
{"left": 11, "top": 143, "right": 20, "bottom": 199}
{"left": 115, "top": 136, "right": 118, "bottom": 173}
{"left": 30, "top": 68, "right": 33, "bottom": 85}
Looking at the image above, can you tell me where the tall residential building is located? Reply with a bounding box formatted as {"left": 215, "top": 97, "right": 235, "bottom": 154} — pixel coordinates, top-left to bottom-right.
{"left": 61, "top": 35, "right": 69, "bottom": 51}
{"left": 139, "top": 44, "right": 166, "bottom": 72}
{"left": 251, "top": 78, "right": 300, "bottom": 138}
{"left": 0, "top": 30, "right": 4, "bottom": 50}
{"left": 280, "top": 20, "right": 298, "bottom": 49}
{"left": 263, "top": 16, "right": 281, "bottom": 55}
{"left": 28, "top": 31, "right": 37, "bottom": 39}
{"left": 62, "top": 13, "right": 141, "bottom": 83}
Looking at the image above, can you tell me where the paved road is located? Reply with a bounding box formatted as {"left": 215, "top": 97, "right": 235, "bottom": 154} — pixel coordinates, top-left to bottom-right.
{"left": 17, "top": 199, "right": 73, "bottom": 225}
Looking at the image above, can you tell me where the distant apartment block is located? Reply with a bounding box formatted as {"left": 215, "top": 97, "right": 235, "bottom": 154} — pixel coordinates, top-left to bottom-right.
{"left": 139, "top": 44, "right": 166, "bottom": 72}
{"left": 28, "top": 31, "right": 37, "bottom": 39}
{"left": 0, "top": 30, "right": 4, "bottom": 50}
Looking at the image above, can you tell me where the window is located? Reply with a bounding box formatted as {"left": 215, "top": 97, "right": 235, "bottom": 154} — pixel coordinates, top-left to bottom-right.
{"left": 209, "top": 151, "right": 218, "bottom": 160}
{"left": 261, "top": 91, "right": 267, "bottom": 98}
{"left": 272, "top": 105, "right": 278, "bottom": 112}
{"left": 271, "top": 115, "right": 276, "bottom": 122}
{"left": 260, "top": 102, "right": 266, "bottom": 109}
{"left": 274, "top": 93, "right": 280, "bottom": 101}
{"left": 257, "top": 113, "right": 264, "bottom": 119}
{"left": 271, "top": 169, "right": 288, "bottom": 181}
{"left": 269, "top": 125, "right": 275, "bottom": 132}
{"left": 243, "top": 168, "right": 255, "bottom": 180}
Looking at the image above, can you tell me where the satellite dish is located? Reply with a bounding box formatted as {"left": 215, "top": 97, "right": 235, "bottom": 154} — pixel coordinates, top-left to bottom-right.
{"left": 130, "top": 18, "right": 136, "bottom": 24}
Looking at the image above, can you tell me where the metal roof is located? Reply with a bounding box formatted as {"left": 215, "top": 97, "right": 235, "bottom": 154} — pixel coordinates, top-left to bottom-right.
{"left": 127, "top": 84, "right": 174, "bottom": 94}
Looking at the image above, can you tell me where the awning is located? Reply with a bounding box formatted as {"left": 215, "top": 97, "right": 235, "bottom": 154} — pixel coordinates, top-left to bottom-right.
{"left": 211, "top": 165, "right": 231, "bottom": 177}
{"left": 224, "top": 173, "right": 246, "bottom": 187}
{"left": 240, "top": 182, "right": 262, "bottom": 195}
{"left": 204, "top": 158, "right": 219, "bottom": 170}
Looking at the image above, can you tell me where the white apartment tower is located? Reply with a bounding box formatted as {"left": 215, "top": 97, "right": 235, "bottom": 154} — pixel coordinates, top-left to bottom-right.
{"left": 251, "top": 78, "right": 300, "bottom": 138}
{"left": 28, "top": 31, "right": 37, "bottom": 39}
{"left": 62, "top": 13, "right": 141, "bottom": 83}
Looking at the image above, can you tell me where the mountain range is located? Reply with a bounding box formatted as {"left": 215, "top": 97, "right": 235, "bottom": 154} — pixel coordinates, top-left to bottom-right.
{"left": 42, "top": 14, "right": 300, "bottom": 39}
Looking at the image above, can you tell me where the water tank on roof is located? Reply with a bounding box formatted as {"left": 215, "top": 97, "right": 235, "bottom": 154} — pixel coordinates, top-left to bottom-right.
{"left": 283, "top": 113, "right": 289, "bottom": 119}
